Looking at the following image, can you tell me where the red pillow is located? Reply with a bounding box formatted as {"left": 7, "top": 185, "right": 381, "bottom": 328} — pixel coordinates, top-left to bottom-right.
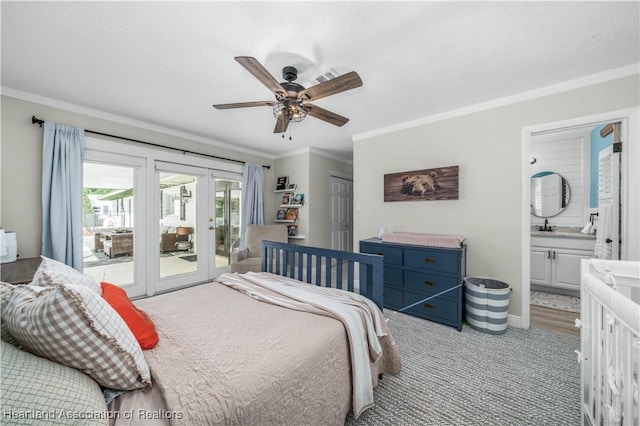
{"left": 101, "top": 282, "right": 159, "bottom": 350}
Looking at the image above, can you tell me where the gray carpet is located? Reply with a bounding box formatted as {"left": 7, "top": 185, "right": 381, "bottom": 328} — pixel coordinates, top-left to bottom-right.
{"left": 345, "top": 310, "right": 580, "bottom": 426}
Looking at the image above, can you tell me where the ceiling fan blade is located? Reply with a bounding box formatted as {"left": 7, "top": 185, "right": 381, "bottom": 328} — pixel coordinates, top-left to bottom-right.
{"left": 274, "top": 115, "right": 290, "bottom": 133}
{"left": 213, "top": 101, "right": 276, "bottom": 110}
{"left": 305, "top": 104, "right": 349, "bottom": 127}
{"left": 235, "top": 56, "right": 288, "bottom": 98}
{"left": 298, "top": 71, "right": 363, "bottom": 102}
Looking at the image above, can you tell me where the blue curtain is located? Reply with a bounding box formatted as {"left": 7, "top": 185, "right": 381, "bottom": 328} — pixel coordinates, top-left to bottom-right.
{"left": 41, "top": 122, "right": 85, "bottom": 269}
{"left": 239, "top": 163, "right": 264, "bottom": 248}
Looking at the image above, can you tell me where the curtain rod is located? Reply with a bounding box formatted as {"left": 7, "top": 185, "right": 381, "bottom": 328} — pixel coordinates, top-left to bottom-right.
{"left": 31, "top": 115, "right": 270, "bottom": 169}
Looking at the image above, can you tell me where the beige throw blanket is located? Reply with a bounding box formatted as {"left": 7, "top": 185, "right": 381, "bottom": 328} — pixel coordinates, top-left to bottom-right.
{"left": 216, "top": 272, "right": 394, "bottom": 418}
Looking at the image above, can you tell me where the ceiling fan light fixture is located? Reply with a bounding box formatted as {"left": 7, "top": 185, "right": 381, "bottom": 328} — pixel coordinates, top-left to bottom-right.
{"left": 273, "top": 101, "right": 307, "bottom": 122}
{"left": 214, "top": 57, "right": 361, "bottom": 134}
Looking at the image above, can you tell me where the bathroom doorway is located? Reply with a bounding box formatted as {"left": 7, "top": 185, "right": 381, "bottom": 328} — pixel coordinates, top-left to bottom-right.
{"left": 520, "top": 108, "right": 639, "bottom": 330}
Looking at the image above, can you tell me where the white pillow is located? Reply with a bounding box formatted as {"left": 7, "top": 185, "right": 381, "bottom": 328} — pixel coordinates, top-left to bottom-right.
{"left": 32, "top": 255, "right": 102, "bottom": 294}
{"left": 1, "top": 340, "right": 108, "bottom": 425}
{"left": 2, "top": 284, "right": 151, "bottom": 390}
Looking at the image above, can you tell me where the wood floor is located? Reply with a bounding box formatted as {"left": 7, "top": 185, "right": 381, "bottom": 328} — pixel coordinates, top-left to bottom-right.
{"left": 530, "top": 305, "right": 580, "bottom": 336}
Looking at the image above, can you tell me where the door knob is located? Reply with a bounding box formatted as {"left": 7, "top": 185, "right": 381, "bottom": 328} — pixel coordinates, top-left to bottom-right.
{"left": 209, "top": 226, "right": 215, "bottom": 230}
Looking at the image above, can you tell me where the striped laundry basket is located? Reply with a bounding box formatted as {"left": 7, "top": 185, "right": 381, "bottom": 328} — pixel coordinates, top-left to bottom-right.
{"left": 464, "top": 277, "right": 510, "bottom": 334}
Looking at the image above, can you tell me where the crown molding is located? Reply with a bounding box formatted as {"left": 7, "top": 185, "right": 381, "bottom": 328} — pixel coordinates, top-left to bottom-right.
{"left": 353, "top": 64, "right": 640, "bottom": 142}
{"left": 0, "top": 87, "right": 277, "bottom": 160}
{"left": 275, "top": 146, "right": 352, "bottom": 165}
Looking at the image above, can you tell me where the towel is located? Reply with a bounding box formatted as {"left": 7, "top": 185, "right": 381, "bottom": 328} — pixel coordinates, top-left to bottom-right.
{"left": 594, "top": 204, "right": 613, "bottom": 260}
{"left": 581, "top": 223, "right": 592, "bottom": 234}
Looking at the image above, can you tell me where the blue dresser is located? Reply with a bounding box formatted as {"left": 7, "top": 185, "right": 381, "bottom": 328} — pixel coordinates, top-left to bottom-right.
{"left": 360, "top": 238, "right": 466, "bottom": 331}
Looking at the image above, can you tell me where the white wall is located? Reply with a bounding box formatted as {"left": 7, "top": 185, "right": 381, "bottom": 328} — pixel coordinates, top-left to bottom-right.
{"left": 530, "top": 132, "right": 589, "bottom": 227}
{"left": 308, "top": 151, "right": 352, "bottom": 249}
{"left": 272, "top": 149, "right": 353, "bottom": 248}
{"left": 353, "top": 74, "right": 640, "bottom": 322}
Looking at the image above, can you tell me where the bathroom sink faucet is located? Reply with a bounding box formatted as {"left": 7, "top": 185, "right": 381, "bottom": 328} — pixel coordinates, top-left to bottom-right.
{"left": 539, "top": 219, "right": 553, "bottom": 232}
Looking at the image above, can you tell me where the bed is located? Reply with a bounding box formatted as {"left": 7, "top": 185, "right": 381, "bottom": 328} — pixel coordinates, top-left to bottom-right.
{"left": 115, "top": 241, "right": 398, "bottom": 425}
{"left": 1, "top": 242, "right": 400, "bottom": 426}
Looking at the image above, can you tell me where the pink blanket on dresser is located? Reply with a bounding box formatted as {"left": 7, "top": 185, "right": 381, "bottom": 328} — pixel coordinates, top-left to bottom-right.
{"left": 133, "top": 274, "right": 401, "bottom": 425}
{"left": 382, "top": 231, "right": 465, "bottom": 248}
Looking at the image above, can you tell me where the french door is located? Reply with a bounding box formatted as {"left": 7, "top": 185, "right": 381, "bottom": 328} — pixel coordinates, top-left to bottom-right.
{"left": 82, "top": 151, "right": 147, "bottom": 298}
{"left": 154, "top": 162, "right": 210, "bottom": 293}
{"left": 83, "top": 138, "right": 245, "bottom": 298}
{"left": 212, "top": 172, "right": 242, "bottom": 270}
{"left": 154, "top": 163, "right": 243, "bottom": 293}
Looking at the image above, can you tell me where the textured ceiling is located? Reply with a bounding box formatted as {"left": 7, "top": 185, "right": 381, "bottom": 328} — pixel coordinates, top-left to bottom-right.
{"left": 2, "top": 1, "right": 638, "bottom": 161}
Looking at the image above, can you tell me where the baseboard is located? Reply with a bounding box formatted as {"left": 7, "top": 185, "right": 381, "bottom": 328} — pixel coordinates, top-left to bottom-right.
{"left": 507, "top": 314, "right": 524, "bottom": 329}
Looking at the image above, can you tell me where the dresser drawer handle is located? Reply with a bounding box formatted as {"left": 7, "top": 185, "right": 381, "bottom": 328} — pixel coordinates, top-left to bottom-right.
{"left": 424, "top": 280, "right": 434, "bottom": 286}
{"left": 424, "top": 258, "right": 435, "bottom": 264}
{"left": 424, "top": 303, "right": 435, "bottom": 309}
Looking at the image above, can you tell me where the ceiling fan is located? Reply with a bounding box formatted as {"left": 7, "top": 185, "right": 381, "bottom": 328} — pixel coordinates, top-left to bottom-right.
{"left": 213, "top": 56, "right": 363, "bottom": 134}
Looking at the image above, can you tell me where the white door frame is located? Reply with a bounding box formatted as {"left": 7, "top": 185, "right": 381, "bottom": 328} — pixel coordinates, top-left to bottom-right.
{"left": 520, "top": 107, "right": 638, "bottom": 329}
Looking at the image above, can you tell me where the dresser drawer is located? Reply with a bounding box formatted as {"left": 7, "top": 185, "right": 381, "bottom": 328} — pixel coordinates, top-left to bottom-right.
{"left": 404, "top": 270, "right": 460, "bottom": 300}
{"left": 403, "top": 290, "right": 459, "bottom": 323}
{"left": 384, "top": 266, "right": 403, "bottom": 287}
{"left": 360, "top": 243, "right": 403, "bottom": 266}
{"left": 404, "top": 248, "right": 459, "bottom": 273}
{"left": 384, "top": 285, "right": 403, "bottom": 310}
{"left": 364, "top": 265, "right": 403, "bottom": 287}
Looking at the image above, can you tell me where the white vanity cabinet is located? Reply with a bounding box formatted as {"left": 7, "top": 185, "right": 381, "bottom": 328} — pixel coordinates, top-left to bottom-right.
{"left": 530, "top": 235, "right": 596, "bottom": 291}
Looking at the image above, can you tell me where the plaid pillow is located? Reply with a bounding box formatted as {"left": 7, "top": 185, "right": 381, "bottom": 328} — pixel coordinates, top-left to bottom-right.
{"left": 32, "top": 255, "right": 102, "bottom": 294}
{"left": 1, "top": 341, "right": 108, "bottom": 426}
{"left": 2, "top": 284, "right": 151, "bottom": 390}
{"left": 0, "top": 281, "right": 20, "bottom": 346}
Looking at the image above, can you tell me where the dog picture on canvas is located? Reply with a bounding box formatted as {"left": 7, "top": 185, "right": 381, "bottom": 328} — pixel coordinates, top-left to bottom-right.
{"left": 384, "top": 165, "right": 459, "bottom": 202}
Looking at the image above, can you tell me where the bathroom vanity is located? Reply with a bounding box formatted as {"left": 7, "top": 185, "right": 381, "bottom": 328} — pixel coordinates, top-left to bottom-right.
{"left": 530, "top": 229, "right": 595, "bottom": 295}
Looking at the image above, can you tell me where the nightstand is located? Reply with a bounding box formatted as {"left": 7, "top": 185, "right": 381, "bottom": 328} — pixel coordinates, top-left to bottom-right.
{"left": 0, "top": 257, "right": 42, "bottom": 284}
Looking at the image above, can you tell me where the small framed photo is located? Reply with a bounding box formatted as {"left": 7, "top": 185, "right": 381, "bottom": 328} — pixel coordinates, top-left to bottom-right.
{"left": 292, "top": 193, "right": 305, "bottom": 205}
{"left": 276, "top": 209, "right": 286, "bottom": 220}
{"left": 284, "top": 208, "right": 298, "bottom": 221}
{"left": 281, "top": 192, "right": 293, "bottom": 205}
{"left": 276, "top": 176, "right": 289, "bottom": 191}
{"left": 287, "top": 183, "right": 297, "bottom": 190}
{"left": 287, "top": 224, "right": 298, "bottom": 237}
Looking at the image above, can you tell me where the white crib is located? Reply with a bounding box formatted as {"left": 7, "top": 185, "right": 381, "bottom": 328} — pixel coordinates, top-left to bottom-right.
{"left": 578, "top": 259, "right": 640, "bottom": 426}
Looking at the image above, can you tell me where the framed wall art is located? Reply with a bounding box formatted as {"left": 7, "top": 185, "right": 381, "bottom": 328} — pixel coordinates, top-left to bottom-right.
{"left": 384, "top": 165, "right": 459, "bottom": 202}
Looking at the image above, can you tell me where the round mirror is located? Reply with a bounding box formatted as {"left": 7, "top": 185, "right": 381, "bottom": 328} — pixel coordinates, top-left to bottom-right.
{"left": 530, "top": 172, "right": 571, "bottom": 218}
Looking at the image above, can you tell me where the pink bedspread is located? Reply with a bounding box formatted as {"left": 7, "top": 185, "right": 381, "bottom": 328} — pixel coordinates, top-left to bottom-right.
{"left": 134, "top": 276, "right": 401, "bottom": 425}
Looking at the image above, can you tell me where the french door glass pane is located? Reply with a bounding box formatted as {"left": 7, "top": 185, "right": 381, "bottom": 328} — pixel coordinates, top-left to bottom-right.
{"left": 215, "top": 179, "right": 241, "bottom": 267}
{"left": 82, "top": 162, "right": 135, "bottom": 286}
{"left": 159, "top": 172, "right": 198, "bottom": 278}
